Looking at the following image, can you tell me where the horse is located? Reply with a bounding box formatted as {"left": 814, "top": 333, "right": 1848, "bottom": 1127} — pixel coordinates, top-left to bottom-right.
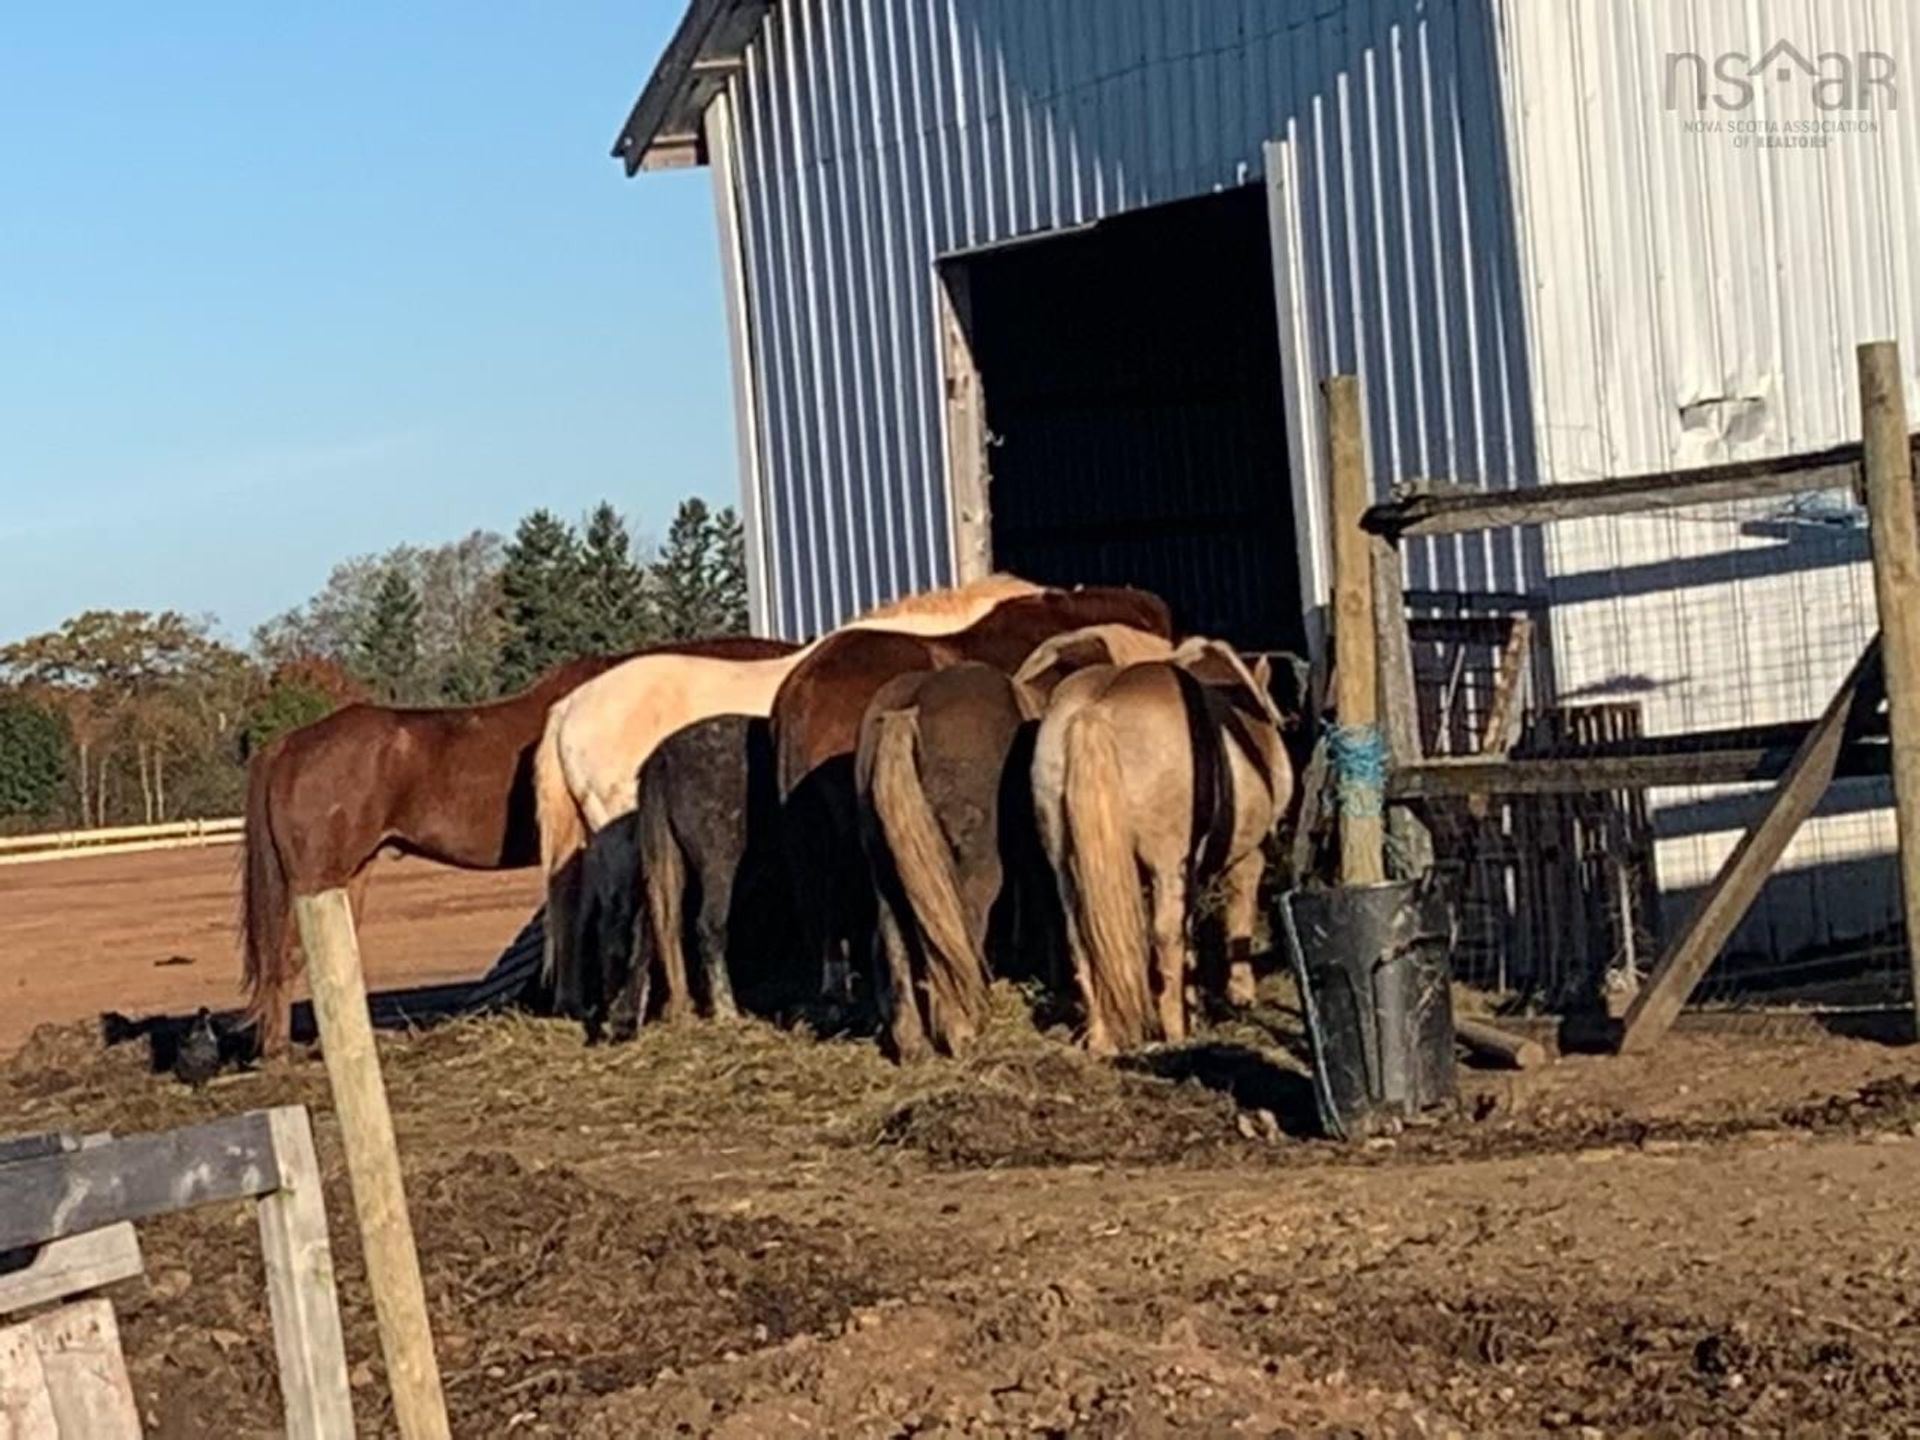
{"left": 534, "top": 574, "right": 1044, "bottom": 1013}
{"left": 856, "top": 664, "right": 1027, "bottom": 1060}
{"left": 1011, "top": 622, "right": 1177, "bottom": 714}
{"left": 1031, "top": 638, "right": 1292, "bottom": 1055}
{"left": 771, "top": 588, "right": 1175, "bottom": 1007}
{"left": 855, "top": 624, "right": 1181, "bottom": 1060}
{"left": 573, "top": 809, "right": 641, "bottom": 1039}
{"left": 625, "top": 714, "right": 794, "bottom": 1038}
{"left": 239, "top": 633, "right": 793, "bottom": 1056}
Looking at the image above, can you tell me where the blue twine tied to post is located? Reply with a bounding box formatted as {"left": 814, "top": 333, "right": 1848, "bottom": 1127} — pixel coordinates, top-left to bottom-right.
{"left": 1328, "top": 722, "right": 1388, "bottom": 819}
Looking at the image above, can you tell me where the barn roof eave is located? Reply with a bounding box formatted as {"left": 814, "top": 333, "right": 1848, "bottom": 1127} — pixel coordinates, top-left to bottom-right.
{"left": 610, "top": 0, "right": 775, "bottom": 175}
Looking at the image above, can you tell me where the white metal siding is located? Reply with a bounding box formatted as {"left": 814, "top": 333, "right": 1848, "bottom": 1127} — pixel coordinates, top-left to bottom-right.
{"left": 723, "top": 0, "right": 1521, "bottom": 640}
{"left": 1496, "top": 0, "right": 1919, "bottom": 958}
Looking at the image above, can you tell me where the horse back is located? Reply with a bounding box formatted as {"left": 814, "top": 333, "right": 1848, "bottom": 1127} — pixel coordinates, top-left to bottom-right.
{"left": 773, "top": 630, "right": 942, "bottom": 795}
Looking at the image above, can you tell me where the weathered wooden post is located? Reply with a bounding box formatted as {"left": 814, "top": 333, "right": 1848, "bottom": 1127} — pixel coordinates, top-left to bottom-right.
{"left": 1859, "top": 339, "right": 1920, "bottom": 1040}
{"left": 292, "top": 890, "right": 450, "bottom": 1440}
{"left": 1327, "top": 375, "right": 1386, "bottom": 885}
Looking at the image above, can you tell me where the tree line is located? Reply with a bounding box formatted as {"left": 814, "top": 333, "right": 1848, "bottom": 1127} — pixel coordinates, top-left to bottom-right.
{"left": 0, "top": 497, "right": 747, "bottom": 832}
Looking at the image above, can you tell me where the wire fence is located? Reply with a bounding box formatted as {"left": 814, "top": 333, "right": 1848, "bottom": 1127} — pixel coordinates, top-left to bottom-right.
{"left": 1396, "top": 488, "right": 1907, "bottom": 1014}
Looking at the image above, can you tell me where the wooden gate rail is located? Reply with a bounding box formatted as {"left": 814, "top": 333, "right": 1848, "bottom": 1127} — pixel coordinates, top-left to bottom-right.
{"left": 1346, "top": 340, "right": 1920, "bottom": 1052}
{"left": 1, "top": 1107, "right": 353, "bottom": 1438}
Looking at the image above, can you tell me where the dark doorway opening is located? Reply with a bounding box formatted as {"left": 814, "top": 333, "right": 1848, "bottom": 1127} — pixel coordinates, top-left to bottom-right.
{"left": 950, "top": 184, "right": 1304, "bottom": 655}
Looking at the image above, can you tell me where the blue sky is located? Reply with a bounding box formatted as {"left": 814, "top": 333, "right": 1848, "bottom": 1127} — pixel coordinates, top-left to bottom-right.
{"left": 0, "top": 3, "right": 732, "bottom": 643}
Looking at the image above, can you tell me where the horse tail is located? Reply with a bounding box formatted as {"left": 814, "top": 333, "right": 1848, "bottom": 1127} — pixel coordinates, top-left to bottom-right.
{"left": 535, "top": 709, "right": 589, "bottom": 994}
{"left": 1062, "top": 709, "right": 1151, "bottom": 1050}
{"left": 240, "top": 740, "right": 292, "bottom": 1048}
{"left": 637, "top": 761, "right": 692, "bottom": 1019}
{"left": 869, "top": 709, "right": 986, "bottom": 1046}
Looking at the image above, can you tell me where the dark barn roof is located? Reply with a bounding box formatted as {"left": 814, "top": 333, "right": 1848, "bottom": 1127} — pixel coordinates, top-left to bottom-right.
{"left": 611, "top": 0, "right": 774, "bottom": 173}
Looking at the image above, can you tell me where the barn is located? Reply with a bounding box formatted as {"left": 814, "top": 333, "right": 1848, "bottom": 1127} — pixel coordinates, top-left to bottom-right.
{"left": 614, "top": 2, "right": 1916, "bottom": 995}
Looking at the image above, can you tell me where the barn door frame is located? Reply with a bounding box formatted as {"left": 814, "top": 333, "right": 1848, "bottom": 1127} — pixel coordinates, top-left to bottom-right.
{"left": 1264, "top": 136, "right": 1338, "bottom": 665}
{"left": 935, "top": 260, "right": 994, "bottom": 585}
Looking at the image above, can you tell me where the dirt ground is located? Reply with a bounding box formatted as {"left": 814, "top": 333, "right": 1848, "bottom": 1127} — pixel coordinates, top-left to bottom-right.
{"left": 8, "top": 959, "right": 1920, "bottom": 1438}
{"left": 0, "top": 845, "right": 544, "bottom": 1053}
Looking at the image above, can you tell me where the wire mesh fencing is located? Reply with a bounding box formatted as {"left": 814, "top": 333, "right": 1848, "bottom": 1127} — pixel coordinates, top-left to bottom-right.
{"left": 1392, "top": 491, "right": 1908, "bottom": 1016}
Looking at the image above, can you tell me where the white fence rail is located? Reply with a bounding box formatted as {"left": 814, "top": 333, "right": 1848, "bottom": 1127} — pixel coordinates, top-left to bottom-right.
{"left": 0, "top": 818, "right": 243, "bottom": 868}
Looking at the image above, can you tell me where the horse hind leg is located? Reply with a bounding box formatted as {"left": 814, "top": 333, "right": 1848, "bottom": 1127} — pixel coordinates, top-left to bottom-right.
{"left": 1055, "top": 867, "right": 1116, "bottom": 1057}
{"left": 874, "top": 898, "right": 931, "bottom": 1062}
{"left": 1147, "top": 864, "right": 1191, "bottom": 1044}
{"left": 545, "top": 853, "right": 587, "bottom": 1020}
{"left": 696, "top": 862, "right": 739, "bottom": 1021}
{"left": 1220, "top": 848, "right": 1266, "bottom": 1009}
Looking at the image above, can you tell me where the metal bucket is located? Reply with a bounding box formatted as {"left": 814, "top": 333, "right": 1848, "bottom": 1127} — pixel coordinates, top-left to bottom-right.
{"left": 1279, "top": 881, "right": 1458, "bottom": 1139}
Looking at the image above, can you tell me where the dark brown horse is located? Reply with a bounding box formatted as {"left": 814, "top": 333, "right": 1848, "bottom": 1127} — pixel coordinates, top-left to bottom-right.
{"left": 857, "top": 663, "right": 1029, "bottom": 1060}
{"left": 241, "top": 634, "right": 793, "bottom": 1055}
{"left": 612, "top": 714, "right": 795, "bottom": 1038}
{"left": 770, "top": 586, "right": 1173, "bottom": 1004}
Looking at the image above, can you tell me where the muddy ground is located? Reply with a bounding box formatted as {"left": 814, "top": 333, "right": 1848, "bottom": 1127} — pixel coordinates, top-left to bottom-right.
{"left": 0, "top": 846, "right": 543, "bottom": 1053}
{"left": 7, "top": 974, "right": 1920, "bottom": 1438}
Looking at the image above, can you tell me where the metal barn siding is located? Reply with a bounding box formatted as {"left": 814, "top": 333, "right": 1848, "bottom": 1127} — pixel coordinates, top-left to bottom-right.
{"left": 717, "top": 0, "right": 1525, "bottom": 640}
{"left": 1495, "top": 0, "right": 1920, "bottom": 960}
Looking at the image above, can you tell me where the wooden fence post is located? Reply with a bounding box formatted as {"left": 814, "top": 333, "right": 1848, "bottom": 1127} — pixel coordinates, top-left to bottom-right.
{"left": 257, "top": 1106, "right": 354, "bottom": 1440}
{"left": 1328, "top": 375, "right": 1385, "bottom": 885}
{"left": 293, "top": 890, "right": 450, "bottom": 1440}
{"left": 1371, "top": 533, "right": 1433, "bottom": 877}
{"left": 1859, "top": 339, "right": 1920, "bottom": 1039}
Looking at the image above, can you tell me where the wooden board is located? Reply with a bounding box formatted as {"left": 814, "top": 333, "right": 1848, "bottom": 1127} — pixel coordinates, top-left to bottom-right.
{"left": 1390, "top": 742, "right": 1889, "bottom": 798}
{"left": 0, "top": 1113, "right": 279, "bottom": 1253}
{"left": 1615, "top": 639, "right": 1885, "bottom": 1053}
{"left": 256, "top": 1108, "right": 354, "bottom": 1440}
{"left": 0, "top": 1225, "right": 144, "bottom": 1318}
{"left": 0, "top": 1299, "right": 142, "bottom": 1439}
{"left": 1364, "top": 439, "right": 1900, "bottom": 537}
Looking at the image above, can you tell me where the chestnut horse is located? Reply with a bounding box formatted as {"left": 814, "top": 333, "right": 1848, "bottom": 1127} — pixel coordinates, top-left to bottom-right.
{"left": 534, "top": 574, "right": 1044, "bottom": 1008}
{"left": 240, "top": 634, "right": 792, "bottom": 1055}
{"left": 771, "top": 587, "right": 1175, "bottom": 1003}
{"left": 1032, "top": 639, "right": 1291, "bottom": 1055}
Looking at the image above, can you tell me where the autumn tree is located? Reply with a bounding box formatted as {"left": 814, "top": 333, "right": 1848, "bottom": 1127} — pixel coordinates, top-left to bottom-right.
{"left": 256, "top": 531, "right": 504, "bottom": 701}
{"left": 0, "top": 610, "right": 235, "bottom": 825}
{"left": 242, "top": 656, "right": 367, "bottom": 755}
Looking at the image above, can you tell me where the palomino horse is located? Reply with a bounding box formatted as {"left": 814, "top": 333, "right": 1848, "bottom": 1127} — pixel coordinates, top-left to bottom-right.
{"left": 1011, "top": 622, "right": 1178, "bottom": 714}
{"left": 1031, "top": 639, "right": 1292, "bottom": 1055}
{"left": 535, "top": 575, "right": 1044, "bottom": 1011}
{"left": 239, "top": 634, "right": 793, "bottom": 1056}
{"left": 858, "top": 624, "right": 1179, "bottom": 1060}
{"left": 771, "top": 588, "right": 1175, "bottom": 1006}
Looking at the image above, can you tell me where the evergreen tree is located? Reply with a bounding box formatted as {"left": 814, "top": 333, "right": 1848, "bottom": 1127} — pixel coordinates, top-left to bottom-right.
{"left": 654, "top": 499, "right": 752, "bottom": 638}
{"left": 0, "top": 695, "right": 67, "bottom": 820}
{"left": 711, "top": 506, "right": 750, "bottom": 635}
{"left": 578, "top": 502, "right": 656, "bottom": 653}
{"left": 356, "top": 569, "right": 423, "bottom": 702}
{"left": 496, "top": 509, "right": 586, "bottom": 692}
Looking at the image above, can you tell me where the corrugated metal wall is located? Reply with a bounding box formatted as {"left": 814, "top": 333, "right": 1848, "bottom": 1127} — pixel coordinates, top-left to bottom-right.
{"left": 1496, "top": 0, "right": 1919, "bottom": 964}
{"left": 723, "top": 0, "right": 1526, "bottom": 640}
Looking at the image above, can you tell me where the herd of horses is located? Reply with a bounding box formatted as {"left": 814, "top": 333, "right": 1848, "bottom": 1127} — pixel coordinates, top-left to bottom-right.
{"left": 238, "top": 575, "right": 1299, "bottom": 1062}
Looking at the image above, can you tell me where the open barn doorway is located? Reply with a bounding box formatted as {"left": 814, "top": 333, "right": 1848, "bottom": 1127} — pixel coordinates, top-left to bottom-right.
{"left": 942, "top": 185, "right": 1305, "bottom": 656}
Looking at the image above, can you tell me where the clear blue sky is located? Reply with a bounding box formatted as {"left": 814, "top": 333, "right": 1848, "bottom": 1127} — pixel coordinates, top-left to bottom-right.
{"left": 0, "top": 3, "right": 732, "bottom": 645}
